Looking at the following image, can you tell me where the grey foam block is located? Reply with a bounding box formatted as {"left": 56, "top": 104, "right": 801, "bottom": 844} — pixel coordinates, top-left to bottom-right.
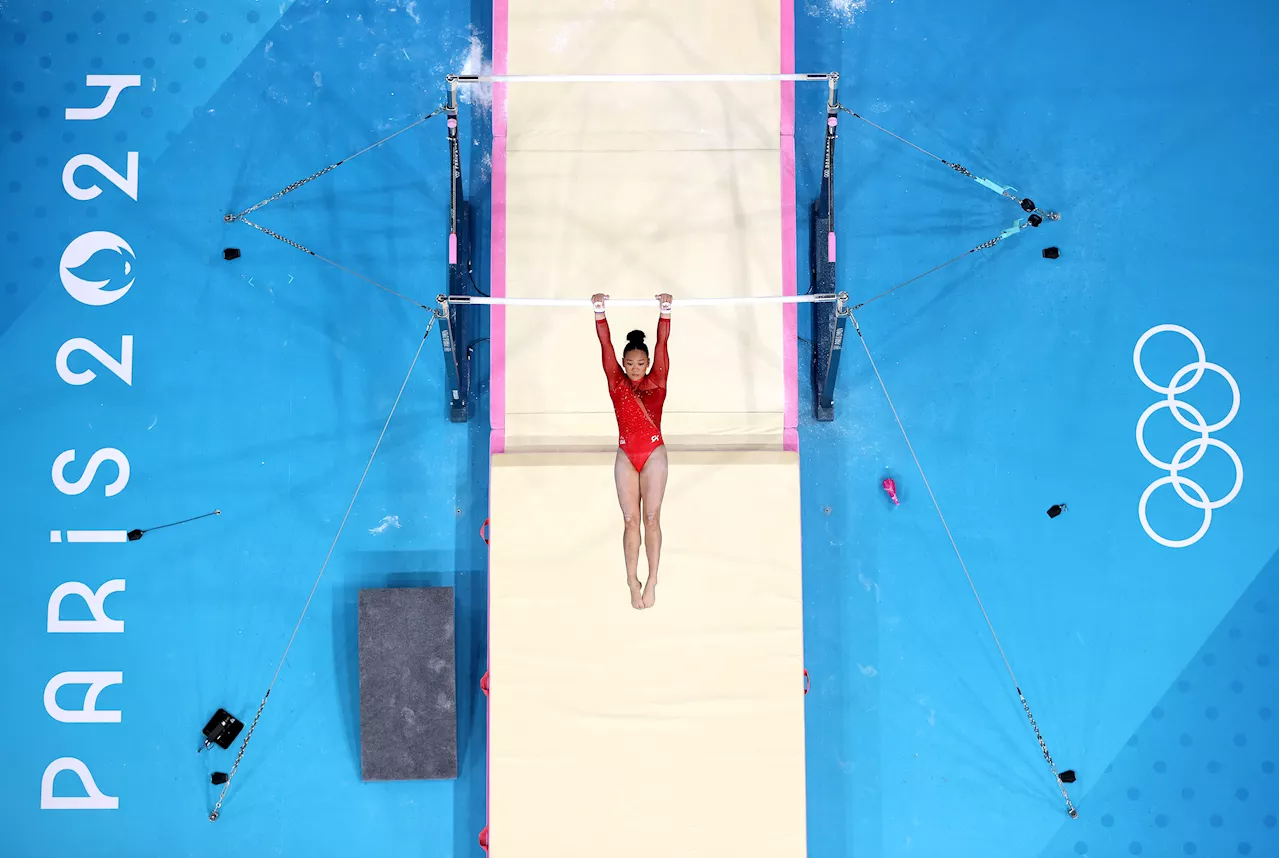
{"left": 358, "top": 587, "right": 458, "bottom": 780}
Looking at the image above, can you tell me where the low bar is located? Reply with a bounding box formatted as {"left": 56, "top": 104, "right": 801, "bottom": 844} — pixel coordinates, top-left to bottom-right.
{"left": 448, "top": 72, "right": 837, "bottom": 84}
{"left": 444, "top": 293, "right": 840, "bottom": 308}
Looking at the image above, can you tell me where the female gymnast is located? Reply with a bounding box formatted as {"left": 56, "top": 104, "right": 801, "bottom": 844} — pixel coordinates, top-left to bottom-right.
{"left": 591, "top": 291, "right": 672, "bottom": 609}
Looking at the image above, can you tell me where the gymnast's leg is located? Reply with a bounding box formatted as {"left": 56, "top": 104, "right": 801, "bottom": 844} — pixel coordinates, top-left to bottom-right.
{"left": 639, "top": 445, "right": 669, "bottom": 609}
{"left": 614, "top": 448, "right": 644, "bottom": 609}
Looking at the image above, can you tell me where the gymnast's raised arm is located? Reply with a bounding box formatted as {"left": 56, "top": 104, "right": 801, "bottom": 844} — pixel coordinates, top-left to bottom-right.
{"left": 591, "top": 292, "right": 624, "bottom": 381}
{"left": 649, "top": 293, "right": 672, "bottom": 387}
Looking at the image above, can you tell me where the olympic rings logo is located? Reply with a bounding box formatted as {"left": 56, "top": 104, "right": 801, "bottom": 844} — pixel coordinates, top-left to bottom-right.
{"left": 1134, "top": 324, "right": 1242, "bottom": 548}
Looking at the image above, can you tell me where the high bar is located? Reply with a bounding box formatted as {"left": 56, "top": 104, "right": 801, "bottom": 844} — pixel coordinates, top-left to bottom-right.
{"left": 442, "top": 293, "right": 842, "bottom": 307}
{"left": 448, "top": 72, "right": 837, "bottom": 84}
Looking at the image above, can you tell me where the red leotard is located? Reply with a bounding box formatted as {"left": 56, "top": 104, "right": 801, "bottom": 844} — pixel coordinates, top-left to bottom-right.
{"left": 597, "top": 315, "right": 670, "bottom": 473}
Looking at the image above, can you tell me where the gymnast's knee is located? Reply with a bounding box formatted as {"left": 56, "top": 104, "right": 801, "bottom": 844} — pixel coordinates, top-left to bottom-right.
{"left": 623, "top": 512, "right": 641, "bottom": 534}
{"left": 643, "top": 509, "right": 661, "bottom": 530}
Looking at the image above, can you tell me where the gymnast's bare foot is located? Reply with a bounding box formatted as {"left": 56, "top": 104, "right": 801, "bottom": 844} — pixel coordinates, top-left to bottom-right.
{"left": 641, "top": 578, "right": 656, "bottom": 609}
{"left": 629, "top": 579, "right": 644, "bottom": 610}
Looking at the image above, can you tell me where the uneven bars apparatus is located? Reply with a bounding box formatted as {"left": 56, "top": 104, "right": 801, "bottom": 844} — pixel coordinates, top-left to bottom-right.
{"left": 208, "top": 62, "right": 1076, "bottom": 833}
{"left": 439, "top": 71, "right": 844, "bottom": 423}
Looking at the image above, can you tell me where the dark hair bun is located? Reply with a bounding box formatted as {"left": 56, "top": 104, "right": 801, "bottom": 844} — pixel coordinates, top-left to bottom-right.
{"left": 625, "top": 329, "right": 646, "bottom": 345}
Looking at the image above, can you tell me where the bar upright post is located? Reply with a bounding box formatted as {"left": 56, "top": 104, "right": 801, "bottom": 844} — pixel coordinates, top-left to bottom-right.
{"left": 811, "top": 74, "right": 841, "bottom": 421}
{"left": 441, "top": 94, "right": 472, "bottom": 423}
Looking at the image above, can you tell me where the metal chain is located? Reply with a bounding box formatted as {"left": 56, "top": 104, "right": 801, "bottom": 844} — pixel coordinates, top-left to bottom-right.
{"left": 1019, "top": 689, "right": 1078, "bottom": 818}
{"left": 237, "top": 216, "right": 316, "bottom": 255}
{"left": 225, "top": 165, "right": 342, "bottom": 222}
{"left": 235, "top": 217, "right": 432, "bottom": 311}
{"left": 973, "top": 232, "right": 1007, "bottom": 251}
{"left": 224, "top": 105, "right": 447, "bottom": 222}
{"left": 208, "top": 691, "right": 271, "bottom": 821}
